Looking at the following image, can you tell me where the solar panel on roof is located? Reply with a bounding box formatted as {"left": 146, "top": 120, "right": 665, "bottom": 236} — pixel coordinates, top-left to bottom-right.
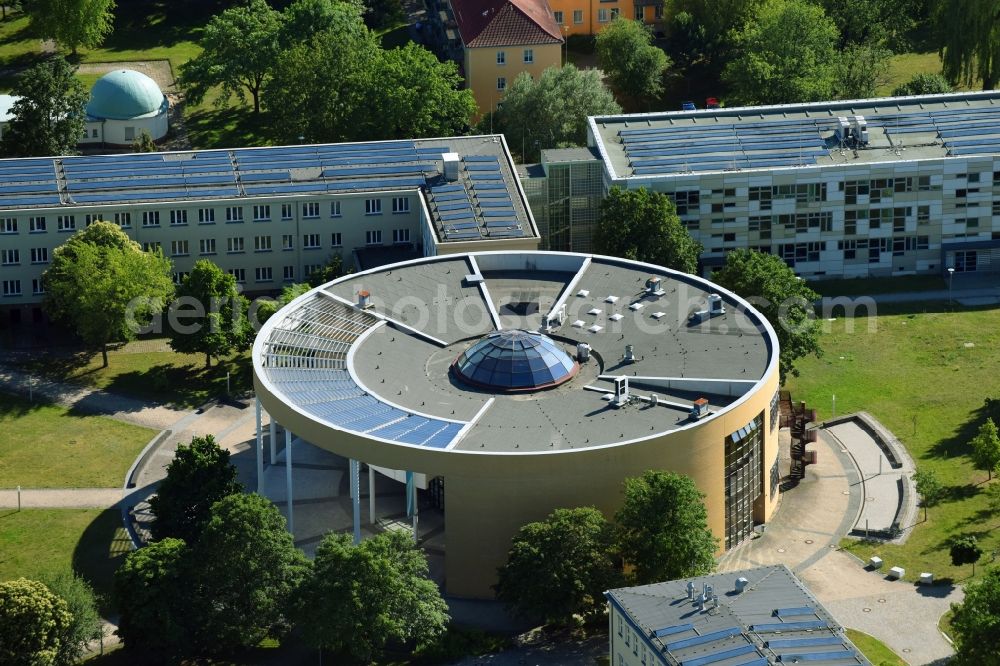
{"left": 472, "top": 183, "right": 507, "bottom": 190}
{"left": 445, "top": 230, "right": 483, "bottom": 239}
{"left": 475, "top": 190, "right": 511, "bottom": 198}
{"left": 677, "top": 644, "right": 759, "bottom": 666}
{"left": 431, "top": 184, "right": 464, "bottom": 193}
{"left": 469, "top": 171, "right": 502, "bottom": 179}
{"left": 485, "top": 220, "right": 519, "bottom": 228}
{"left": 321, "top": 164, "right": 433, "bottom": 178}
{"left": 774, "top": 649, "right": 856, "bottom": 662}
{"left": 666, "top": 626, "right": 743, "bottom": 651}
{"left": 440, "top": 212, "right": 476, "bottom": 221}
{"left": 0, "top": 195, "right": 61, "bottom": 208}
{"left": 482, "top": 209, "right": 516, "bottom": 217}
{"left": 241, "top": 171, "right": 290, "bottom": 182}
{"left": 766, "top": 637, "right": 844, "bottom": 649}
{"left": 445, "top": 222, "right": 479, "bottom": 230}
{"left": 244, "top": 182, "right": 328, "bottom": 195}
{"left": 415, "top": 146, "right": 449, "bottom": 154}
{"left": 465, "top": 163, "right": 502, "bottom": 172}
{"left": 436, "top": 201, "right": 472, "bottom": 211}
{"left": 751, "top": 620, "right": 829, "bottom": 632}
{"left": 462, "top": 155, "right": 499, "bottom": 162}
{"left": 431, "top": 192, "right": 469, "bottom": 202}
{"left": 488, "top": 228, "right": 524, "bottom": 238}
{"left": 324, "top": 176, "right": 426, "bottom": 191}
{"left": 653, "top": 623, "right": 694, "bottom": 638}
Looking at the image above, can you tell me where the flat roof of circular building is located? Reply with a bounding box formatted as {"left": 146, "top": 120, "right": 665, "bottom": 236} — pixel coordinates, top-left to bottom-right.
{"left": 253, "top": 251, "right": 778, "bottom": 455}
{"left": 86, "top": 69, "right": 168, "bottom": 120}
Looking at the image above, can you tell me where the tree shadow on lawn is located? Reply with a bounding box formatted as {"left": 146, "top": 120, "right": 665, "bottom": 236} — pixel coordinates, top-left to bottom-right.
{"left": 97, "top": 362, "right": 218, "bottom": 409}
{"left": 0, "top": 390, "right": 50, "bottom": 418}
{"left": 71, "top": 509, "right": 132, "bottom": 616}
{"left": 185, "top": 106, "right": 272, "bottom": 151}
{"left": 95, "top": 0, "right": 228, "bottom": 52}
{"left": 930, "top": 397, "right": 1000, "bottom": 460}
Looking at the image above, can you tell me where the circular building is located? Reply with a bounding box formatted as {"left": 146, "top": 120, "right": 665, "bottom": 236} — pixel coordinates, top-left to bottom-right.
{"left": 253, "top": 251, "right": 780, "bottom": 598}
{"left": 85, "top": 69, "right": 169, "bottom": 145}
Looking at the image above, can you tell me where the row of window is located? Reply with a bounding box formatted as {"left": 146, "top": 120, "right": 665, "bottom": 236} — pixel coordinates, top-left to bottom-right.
{"left": 141, "top": 228, "right": 411, "bottom": 257}
{"left": 0, "top": 248, "right": 48, "bottom": 265}
{"left": 496, "top": 49, "right": 533, "bottom": 65}
{"left": 0, "top": 198, "right": 412, "bottom": 235}
{"left": 552, "top": 8, "right": 637, "bottom": 24}
{"left": 2, "top": 279, "right": 44, "bottom": 296}
{"left": 172, "top": 261, "right": 344, "bottom": 287}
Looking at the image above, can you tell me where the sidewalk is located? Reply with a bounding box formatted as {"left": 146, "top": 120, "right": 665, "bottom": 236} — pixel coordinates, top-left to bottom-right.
{"left": 0, "top": 488, "right": 123, "bottom": 509}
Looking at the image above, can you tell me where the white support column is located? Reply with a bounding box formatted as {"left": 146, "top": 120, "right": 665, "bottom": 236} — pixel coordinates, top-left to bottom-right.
{"left": 368, "top": 465, "right": 375, "bottom": 525}
{"left": 350, "top": 459, "right": 361, "bottom": 544}
{"left": 255, "top": 398, "right": 263, "bottom": 494}
{"left": 284, "top": 429, "right": 294, "bottom": 535}
{"left": 268, "top": 419, "right": 277, "bottom": 465}
{"left": 412, "top": 478, "right": 419, "bottom": 542}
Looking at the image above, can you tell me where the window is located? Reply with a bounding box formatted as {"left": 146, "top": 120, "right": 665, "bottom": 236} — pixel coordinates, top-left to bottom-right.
{"left": 523, "top": 48, "right": 533, "bottom": 64}
{"left": 112, "top": 212, "right": 130, "bottom": 228}
{"left": 199, "top": 238, "right": 216, "bottom": 255}
{"left": 573, "top": 9, "right": 583, "bottom": 23}
{"left": 91, "top": 129, "right": 98, "bottom": 138}
{"left": 254, "top": 235, "right": 272, "bottom": 251}
{"left": 172, "top": 272, "right": 189, "bottom": 286}
{"left": 226, "top": 206, "right": 244, "bottom": 223}
{"left": 366, "top": 198, "right": 382, "bottom": 215}
{"left": 30, "top": 247, "right": 48, "bottom": 264}
{"left": 393, "top": 228, "right": 410, "bottom": 243}
{"left": 918, "top": 205, "right": 930, "bottom": 224}
{"left": 30, "top": 217, "right": 46, "bottom": 233}
{"left": 227, "top": 237, "right": 245, "bottom": 253}
{"left": 496, "top": 50, "right": 506, "bottom": 65}
{"left": 228, "top": 268, "right": 246, "bottom": 283}
{"left": 553, "top": 10, "right": 563, "bottom": 23}
{"left": 1, "top": 218, "right": 17, "bottom": 234}
{"left": 303, "top": 264, "right": 320, "bottom": 278}
{"left": 497, "top": 77, "right": 506, "bottom": 91}
{"left": 57, "top": 215, "right": 76, "bottom": 231}
{"left": 282, "top": 234, "right": 294, "bottom": 250}
{"left": 598, "top": 8, "right": 609, "bottom": 22}
{"left": 1, "top": 249, "right": 19, "bottom": 265}
{"left": 331, "top": 232, "right": 342, "bottom": 247}
{"left": 283, "top": 265, "right": 295, "bottom": 281}
{"left": 84, "top": 213, "right": 102, "bottom": 226}
{"left": 303, "top": 233, "right": 321, "bottom": 249}
{"left": 281, "top": 203, "right": 293, "bottom": 220}
{"left": 141, "top": 241, "right": 161, "bottom": 253}
{"left": 253, "top": 205, "right": 271, "bottom": 221}
{"left": 32, "top": 278, "right": 44, "bottom": 295}
{"left": 610, "top": 7, "right": 619, "bottom": 19}
{"left": 366, "top": 230, "right": 382, "bottom": 245}
{"left": 255, "top": 267, "right": 273, "bottom": 282}
{"left": 170, "top": 209, "right": 188, "bottom": 226}
{"left": 392, "top": 197, "right": 409, "bottom": 214}
{"left": 303, "top": 202, "right": 320, "bottom": 218}
{"left": 141, "top": 211, "right": 160, "bottom": 227}
{"left": 330, "top": 201, "right": 341, "bottom": 217}
{"left": 171, "top": 240, "right": 189, "bottom": 256}
{"left": 124, "top": 126, "right": 135, "bottom": 141}
{"left": 655, "top": 4, "right": 664, "bottom": 18}
{"left": 635, "top": 6, "right": 644, "bottom": 19}
{"left": 3, "top": 280, "right": 22, "bottom": 296}
{"left": 198, "top": 208, "right": 215, "bottom": 224}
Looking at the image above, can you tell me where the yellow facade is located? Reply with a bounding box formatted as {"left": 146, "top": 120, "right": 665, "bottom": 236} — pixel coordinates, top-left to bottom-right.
{"left": 464, "top": 42, "right": 562, "bottom": 116}
{"left": 547, "top": 1, "right": 664, "bottom": 36}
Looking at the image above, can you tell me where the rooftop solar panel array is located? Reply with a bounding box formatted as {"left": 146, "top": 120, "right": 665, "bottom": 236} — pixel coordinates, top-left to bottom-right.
{"left": 425, "top": 156, "right": 525, "bottom": 241}
{"left": 261, "top": 295, "right": 465, "bottom": 449}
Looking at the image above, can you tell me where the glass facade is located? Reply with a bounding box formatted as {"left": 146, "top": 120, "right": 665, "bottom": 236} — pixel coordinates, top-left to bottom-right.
{"left": 724, "top": 412, "right": 764, "bottom": 549}
{"left": 452, "top": 329, "right": 578, "bottom": 392}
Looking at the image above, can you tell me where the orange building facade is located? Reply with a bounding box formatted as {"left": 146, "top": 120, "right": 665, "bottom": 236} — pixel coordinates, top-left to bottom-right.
{"left": 546, "top": 0, "right": 665, "bottom": 35}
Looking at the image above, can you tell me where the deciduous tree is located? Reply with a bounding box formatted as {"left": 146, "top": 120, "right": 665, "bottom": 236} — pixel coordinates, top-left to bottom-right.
{"left": 179, "top": 0, "right": 284, "bottom": 114}
{"left": 817, "top": 0, "right": 923, "bottom": 49}
{"left": 935, "top": 0, "right": 1000, "bottom": 89}
{"left": 168, "top": 259, "right": 253, "bottom": 368}
{"left": 0, "top": 578, "right": 72, "bottom": 666}
{"left": 1, "top": 56, "right": 88, "bottom": 158}
{"left": 950, "top": 566, "right": 1000, "bottom": 664}
{"left": 42, "top": 221, "right": 174, "bottom": 367}
{"left": 594, "top": 186, "right": 702, "bottom": 274}
{"left": 149, "top": 434, "right": 243, "bottom": 545}
{"left": 295, "top": 531, "right": 448, "bottom": 662}
{"left": 912, "top": 469, "right": 944, "bottom": 521}
{"left": 114, "top": 538, "right": 193, "bottom": 660}
{"left": 971, "top": 417, "right": 1000, "bottom": 481}
{"left": 363, "top": 0, "right": 404, "bottom": 30}
{"left": 950, "top": 535, "right": 984, "bottom": 576}
{"left": 192, "top": 493, "right": 308, "bottom": 653}
{"left": 494, "top": 64, "right": 620, "bottom": 162}
{"left": 712, "top": 249, "right": 822, "bottom": 382}
{"left": 131, "top": 129, "right": 157, "bottom": 153}
{"left": 723, "top": 0, "right": 840, "bottom": 105}
{"left": 595, "top": 18, "right": 670, "bottom": 106}
{"left": 495, "top": 507, "right": 621, "bottom": 625}
{"left": 41, "top": 572, "right": 103, "bottom": 666}
{"left": 614, "top": 471, "right": 717, "bottom": 585}
{"left": 834, "top": 43, "right": 892, "bottom": 99}
{"left": 27, "top": 0, "right": 115, "bottom": 54}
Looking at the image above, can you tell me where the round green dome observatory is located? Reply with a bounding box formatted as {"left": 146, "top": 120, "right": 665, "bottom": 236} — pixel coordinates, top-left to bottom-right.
{"left": 83, "top": 69, "right": 170, "bottom": 145}
{"left": 452, "top": 329, "right": 578, "bottom": 392}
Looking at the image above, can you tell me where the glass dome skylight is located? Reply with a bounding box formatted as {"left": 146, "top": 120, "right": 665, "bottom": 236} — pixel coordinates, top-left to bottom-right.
{"left": 452, "top": 329, "right": 578, "bottom": 392}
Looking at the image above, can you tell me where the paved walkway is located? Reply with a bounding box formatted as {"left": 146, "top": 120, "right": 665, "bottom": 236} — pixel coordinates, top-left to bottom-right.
{"left": 718, "top": 424, "right": 961, "bottom": 665}
{"left": 0, "top": 488, "right": 123, "bottom": 509}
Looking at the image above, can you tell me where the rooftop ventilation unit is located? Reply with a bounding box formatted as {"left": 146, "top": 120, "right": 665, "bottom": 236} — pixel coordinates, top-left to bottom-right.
{"left": 442, "top": 152, "right": 460, "bottom": 181}
{"left": 690, "top": 294, "right": 725, "bottom": 323}
{"left": 687, "top": 581, "right": 696, "bottom": 599}
{"left": 612, "top": 376, "right": 630, "bottom": 408}
{"left": 577, "top": 342, "right": 591, "bottom": 363}
{"left": 544, "top": 303, "right": 567, "bottom": 332}
{"left": 623, "top": 344, "right": 635, "bottom": 364}
{"left": 850, "top": 115, "right": 869, "bottom": 145}
{"left": 690, "top": 397, "right": 710, "bottom": 420}
{"left": 645, "top": 276, "right": 665, "bottom": 296}
{"left": 835, "top": 117, "right": 851, "bottom": 143}
{"left": 735, "top": 577, "right": 749, "bottom": 594}
{"left": 357, "top": 290, "right": 372, "bottom": 309}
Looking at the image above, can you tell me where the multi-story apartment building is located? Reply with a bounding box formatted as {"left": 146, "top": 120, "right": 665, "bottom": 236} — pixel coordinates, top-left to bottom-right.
{"left": 427, "top": 0, "right": 564, "bottom": 116}
{"left": 0, "top": 135, "right": 539, "bottom": 324}
{"left": 547, "top": 0, "right": 665, "bottom": 36}
{"left": 523, "top": 92, "right": 1000, "bottom": 279}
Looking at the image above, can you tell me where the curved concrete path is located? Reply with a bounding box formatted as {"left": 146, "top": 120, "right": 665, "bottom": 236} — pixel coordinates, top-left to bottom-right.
{"left": 718, "top": 425, "right": 961, "bottom": 665}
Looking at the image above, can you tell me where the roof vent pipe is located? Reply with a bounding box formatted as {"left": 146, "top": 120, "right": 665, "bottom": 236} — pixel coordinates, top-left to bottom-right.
{"left": 686, "top": 581, "right": 695, "bottom": 599}
{"left": 735, "top": 577, "right": 749, "bottom": 594}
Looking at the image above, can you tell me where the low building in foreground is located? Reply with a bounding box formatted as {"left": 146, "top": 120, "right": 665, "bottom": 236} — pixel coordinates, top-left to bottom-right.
{"left": 607, "top": 565, "right": 871, "bottom": 666}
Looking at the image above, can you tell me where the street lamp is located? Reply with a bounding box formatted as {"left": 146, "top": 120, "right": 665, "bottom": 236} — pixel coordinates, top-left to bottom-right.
{"left": 948, "top": 267, "right": 955, "bottom": 305}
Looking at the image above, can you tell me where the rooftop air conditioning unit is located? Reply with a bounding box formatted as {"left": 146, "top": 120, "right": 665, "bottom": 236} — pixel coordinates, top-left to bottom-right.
{"left": 357, "top": 290, "right": 372, "bottom": 309}
{"left": 442, "top": 152, "right": 460, "bottom": 181}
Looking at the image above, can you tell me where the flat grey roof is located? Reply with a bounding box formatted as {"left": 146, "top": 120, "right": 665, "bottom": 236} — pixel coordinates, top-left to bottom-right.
{"left": 540, "top": 145, "right": 602, "bottom": 164}
{"left": 590, "top": 91, "right": 1000, "bottom": 180}
{"left": 254, "top": 252, "right": 776, "bottom": 454}
{"left": 607, "top": 565, "right": 871, "bottom": 666}
{"left": 0, "top": 135, "right": 536, "bottom": 244}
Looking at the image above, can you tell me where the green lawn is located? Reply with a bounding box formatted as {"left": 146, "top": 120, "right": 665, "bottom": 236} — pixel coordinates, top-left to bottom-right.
{"left": 16, "top": 343, "right": 253, "bottom": 409}
{"left": 785, "top": 304, "right": 1000, "bottom": 581}
{"left": 845, "top": 629, "right": 907, "bottom": 666}
{"left": 0, "top": 509, "right": 131, "bottom": 610}
{"left": 0, "top": 392, "right": 154, "bottom": 488}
